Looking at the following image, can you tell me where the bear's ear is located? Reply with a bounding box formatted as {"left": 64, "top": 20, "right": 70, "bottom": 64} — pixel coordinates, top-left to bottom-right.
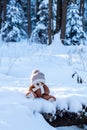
{"left": 32, "top": 69, "right": 40, "bottom": 74}
{"left": 40, "top": 82, "right": 44, "bottom": 85}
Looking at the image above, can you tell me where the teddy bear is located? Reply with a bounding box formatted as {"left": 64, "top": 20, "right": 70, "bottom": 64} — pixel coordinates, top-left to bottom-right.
{"left": 26, "top": 70, "right": 56, "bottom": 102}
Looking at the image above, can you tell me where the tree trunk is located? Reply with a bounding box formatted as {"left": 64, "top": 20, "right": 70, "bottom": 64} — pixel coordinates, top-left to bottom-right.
{"left": 0, "top": 0, "right": 2, "bottom": 29}
{"left": 47, "top": 116, "right": 87, "bottom": 127}
{"left": 55, "top": 0, "right": 62, "bottom": 33}
{"left": 79, "top": 0, "right": 85, "bottom": 29}
{"left": 48, "top": 0, "right": 53, "bottom": 45}
{"left": 51, "top": 0, "right": 54, "bottom": 40}
{"left": 42, "top": 108, "right": 87, "bottom": 127}
{"left": 60, "top": 0, "right": 68, "bottom": 43}
{"left": 36, "top": 0, "right": 39, "bottom": 23}
{"left": 27, "top": 0, "right": 31, "bottom": 38}
{"left": 80, "top": 0, "right": 84, "bottom": 16}
{"left": 3, "top": 0, "right": 7, "bottom": 22}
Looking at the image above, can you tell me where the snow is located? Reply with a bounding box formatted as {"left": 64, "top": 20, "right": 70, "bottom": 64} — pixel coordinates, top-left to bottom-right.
{"left": 0, "top": 33, "right": 87, "bottom": 130}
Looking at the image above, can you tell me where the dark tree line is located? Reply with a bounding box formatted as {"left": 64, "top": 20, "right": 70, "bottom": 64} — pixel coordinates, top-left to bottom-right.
{"left": 0, "top": 0, "right": 87, "bottom": 45}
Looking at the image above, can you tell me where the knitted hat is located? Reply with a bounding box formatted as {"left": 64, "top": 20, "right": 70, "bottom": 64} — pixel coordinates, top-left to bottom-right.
{"left": 30, "top": 70, "right": 45, "bottom": 85}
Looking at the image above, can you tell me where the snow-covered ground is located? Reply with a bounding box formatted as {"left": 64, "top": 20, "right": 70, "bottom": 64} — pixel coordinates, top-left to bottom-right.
{"left": 0, "top": 33, "right": 87, "bottom": 130}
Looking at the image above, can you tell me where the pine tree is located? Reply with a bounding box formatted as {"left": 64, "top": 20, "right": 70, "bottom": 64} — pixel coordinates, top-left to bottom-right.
{"left": 3, "top": 0, "right": 7, "bottom": 22}
{"left": 1, "top": 0, "right": 27, "bottom": 42}
{"left": 55, "top": 0, "right": 62, "bottom": 33}
{"left": 0, "top": 0, "right": 2, "bottom": 29}
{"left": 27, "top": 0, "right": 31, "bottom": 38}
{"left": 31, "top": 0, "right": 36, "bottom": 30}
{"left": 20, "top": 0, "right": 34, "bottom": 37}
{"left": 48, "top": 0, "right": 53, "bottom": 45}
{"left": 64, "top": 2, "right": 87, "bottom": 45}
{"left": 60, "top": 0, "right": 68, "bottom": 42}
{"left": 30, "top": 0, "right": 48, "bottom": 44}
{"left": 84, "top": 0, "right": 87, "bottom": 33}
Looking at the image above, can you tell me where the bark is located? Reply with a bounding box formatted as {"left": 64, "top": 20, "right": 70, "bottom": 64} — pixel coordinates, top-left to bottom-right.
{"left": 51, "top": 0, "right": 54, "bottom": 40}
{"left": 79, "top": 0, "right": 85, "bottom": 29}
{"left": 48, "top": 0, "right": 53, "bottom": 45}
{"left": 60, "top": 0, "right": 68, "bottom": 42}
{"left": 42, "top": 108, "right": 87, "bottom": 127}
{"left": 55, "top": 0, "right": 62, "bottom": 33}
{"left": 80, "top": 0, "right": 84, "bottom": 16}
{"left": 3, "top": 0, "right": 7, "bottom": 22}
{"left": 48, "top": 116, "right": 87, "bottom": 127}
{"left": 27, "top": 0, "right": 31, "bottom": 38}
{"left": 36, "top": 0, "right": 39, "bottom": 23}
{"left": 0, "top": 0, "right": 2, "bottom": 29}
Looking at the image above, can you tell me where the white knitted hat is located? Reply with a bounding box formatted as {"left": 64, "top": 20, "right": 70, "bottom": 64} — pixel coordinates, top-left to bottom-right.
{"left": 30, "top": 70, "right": 45, "bottom": 85}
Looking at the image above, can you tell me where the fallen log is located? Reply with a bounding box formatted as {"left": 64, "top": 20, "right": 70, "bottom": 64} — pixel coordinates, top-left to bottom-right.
{"left": 42, "top": 105, "right": 87, "bottom": 127}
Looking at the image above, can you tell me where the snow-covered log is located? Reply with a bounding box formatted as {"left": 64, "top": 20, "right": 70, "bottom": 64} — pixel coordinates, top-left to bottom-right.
{"left": 42, "top": 105, "right": 87, "bottom": 127}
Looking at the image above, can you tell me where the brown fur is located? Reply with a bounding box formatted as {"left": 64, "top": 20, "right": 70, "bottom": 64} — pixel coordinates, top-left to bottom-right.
{"left": 26, "top": 83, "right": 56, "bottom": 101}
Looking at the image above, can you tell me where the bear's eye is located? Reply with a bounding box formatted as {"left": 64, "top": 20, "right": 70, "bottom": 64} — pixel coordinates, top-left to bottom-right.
{"left": 36, "top": 83, "right": 39, "bottom": 86}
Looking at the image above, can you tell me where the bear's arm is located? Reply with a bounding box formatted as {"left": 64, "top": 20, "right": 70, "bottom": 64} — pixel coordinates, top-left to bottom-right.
{"left": 43, "top": 84, "right": 50, "bottom": 95}
{"left": 29, "top": 85, "right": 35, "bottom": 91}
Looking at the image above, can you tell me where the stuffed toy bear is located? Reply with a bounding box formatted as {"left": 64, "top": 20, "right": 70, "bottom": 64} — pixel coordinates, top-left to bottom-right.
{"left": 26, "top": 70, "right": 56, "bottom": 102}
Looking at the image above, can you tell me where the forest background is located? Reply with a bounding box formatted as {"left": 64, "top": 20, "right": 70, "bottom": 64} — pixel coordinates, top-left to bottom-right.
{"left": 0, "top": 0, "right": 87, "bottom": 45}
